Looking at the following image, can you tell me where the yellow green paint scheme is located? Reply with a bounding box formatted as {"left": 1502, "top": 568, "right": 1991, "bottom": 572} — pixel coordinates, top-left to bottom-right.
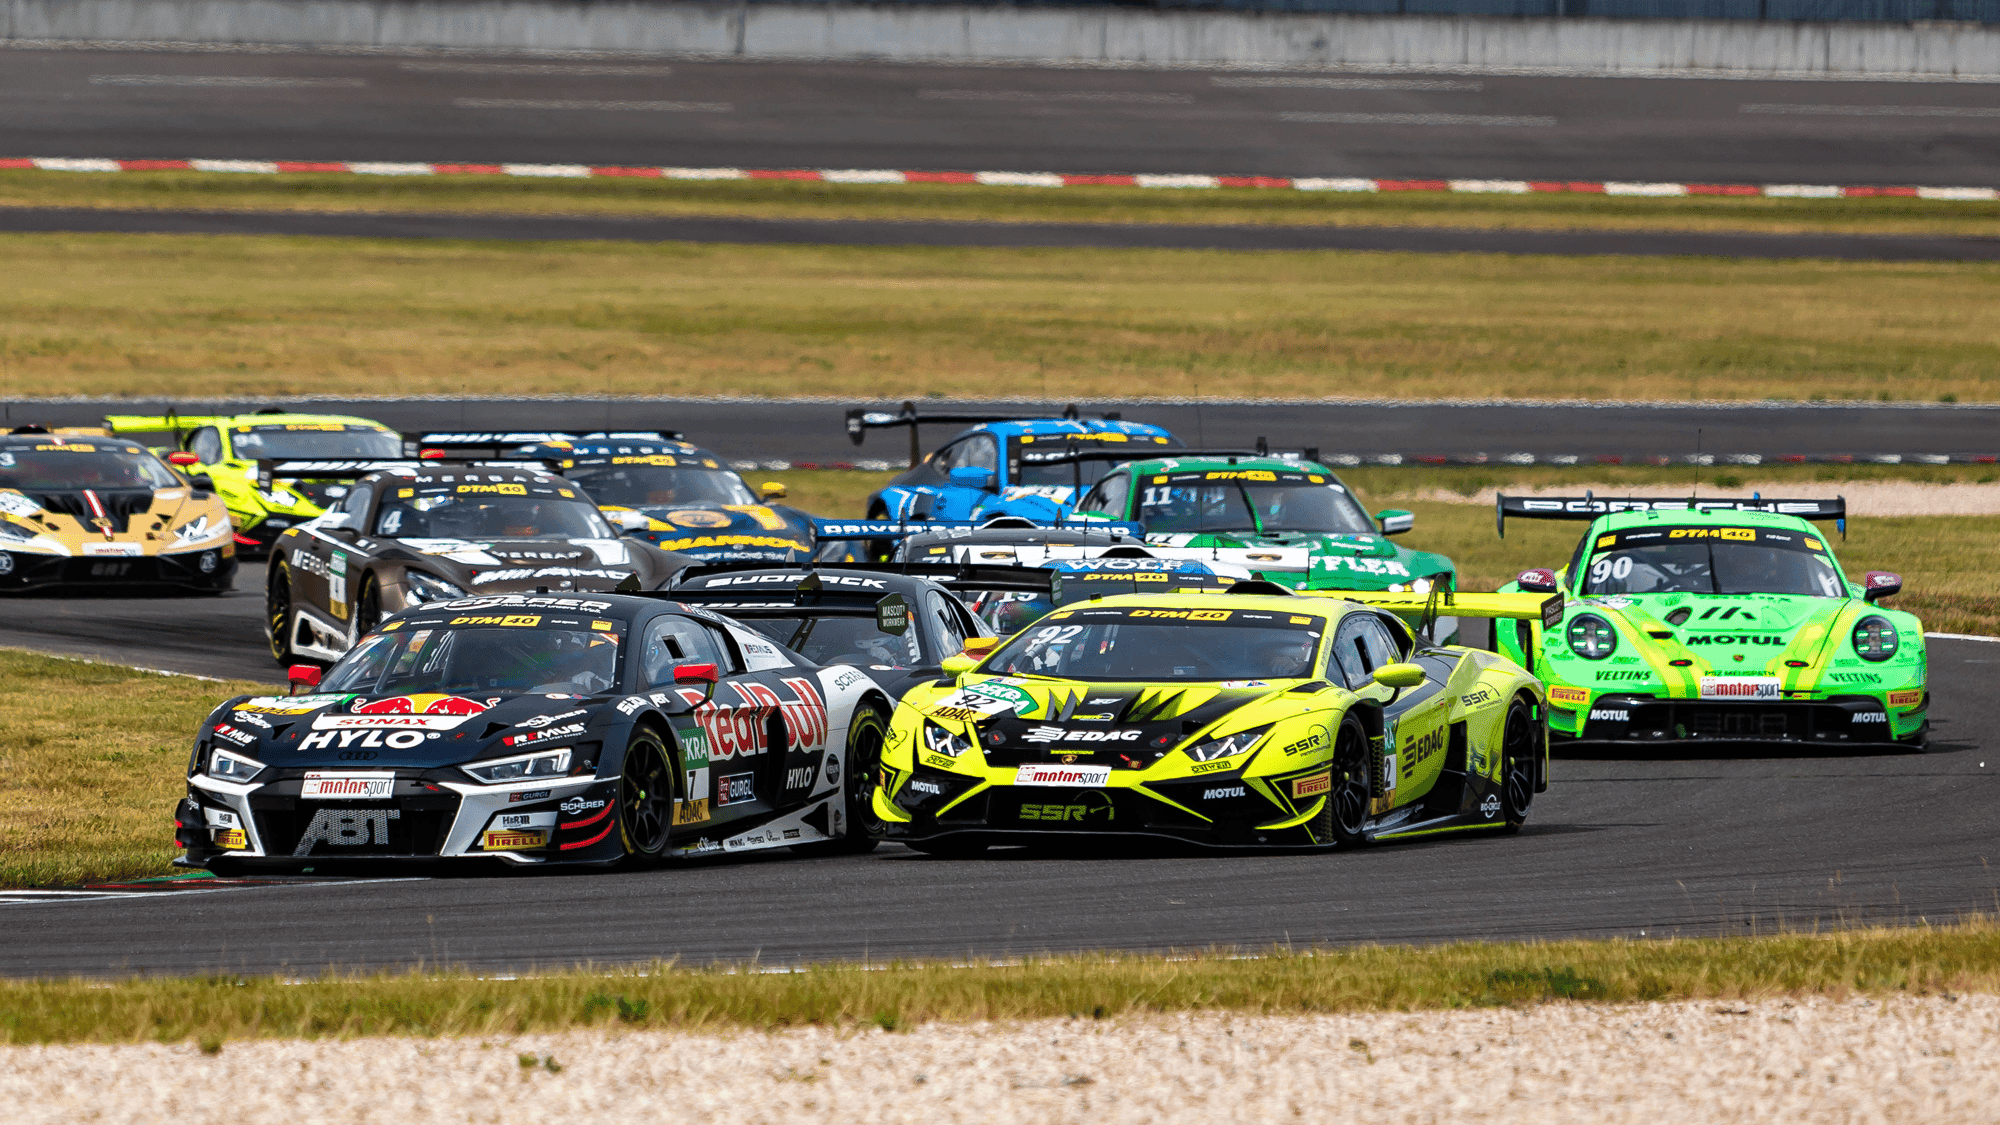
{"left": 871, "top": 590, "right": 1549, "bottom": 851}
{"left": 1493, "top": 506, "right": 1927, "bottom": 748}
{"left": 104, "top": 413, "right": 402, "bottom": 553}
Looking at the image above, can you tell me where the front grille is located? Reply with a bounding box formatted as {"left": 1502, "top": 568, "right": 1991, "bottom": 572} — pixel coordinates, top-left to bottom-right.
{"left": 250, "top": 794, "right": 460, "bottom": 857}
{"left": 1596, "top": 698, "right": 1886, "bottom": 743}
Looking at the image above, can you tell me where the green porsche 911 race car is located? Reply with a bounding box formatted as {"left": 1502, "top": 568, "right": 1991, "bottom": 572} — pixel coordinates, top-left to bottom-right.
{"left": 1069, "top": 453, "right": 1455, "bottom": 595}
{"left": 105, "top": 411, "right": 404, "bottom": 554}
{"left": 1491, "top": 495, "right": 1926, "bottom": 750}
{"left": 870, "top": 585, "right": 1550, "bottom": 854}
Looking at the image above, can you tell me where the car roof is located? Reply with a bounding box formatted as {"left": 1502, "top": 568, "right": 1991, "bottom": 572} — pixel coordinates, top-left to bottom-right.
{"left": 955, "top": 418, "right": 1175, "bottom": 442}
{"left": 1591, "top": 506, "right": 1828, "bottom": 534}
{"left": 224, "top": 414, "right": 394, "bottom": 430}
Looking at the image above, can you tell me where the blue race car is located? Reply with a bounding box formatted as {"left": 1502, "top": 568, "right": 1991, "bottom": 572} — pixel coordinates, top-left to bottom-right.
{"left": 845, "top": 403, "right": 1179, "bottom": 524}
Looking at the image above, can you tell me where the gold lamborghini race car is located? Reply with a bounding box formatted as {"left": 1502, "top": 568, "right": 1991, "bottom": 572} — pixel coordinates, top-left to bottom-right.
{"left": 871, "top": 585, "right": 1551, "bottom": 854}
{"left": 0, "top": 427, "right": 235, "bottom": 592}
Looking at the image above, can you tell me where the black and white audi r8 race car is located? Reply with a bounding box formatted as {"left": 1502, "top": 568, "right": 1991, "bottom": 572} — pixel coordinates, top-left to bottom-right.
{"left": 175, "top": 591, "right": 896, "bottom": 869}
{"left": 265, "top": 460, "right": 690, "bottom": 665}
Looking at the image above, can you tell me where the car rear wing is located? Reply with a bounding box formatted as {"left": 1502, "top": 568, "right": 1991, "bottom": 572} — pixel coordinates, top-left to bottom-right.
{"left": 1496, "top": 493, "right": 1847, "bottom": 538}
{"left": 255, "top": 458, "right": 559, "bottom": 489}
{"left": 1019, "top": 438, "right": 1322, "bottom": 470}
{"left": 102, "top": 413, "right": 231, "bottom": 447}
{"left": 845, "top": 401, "right": 1126, "bottom": 468}
{"left": 671, "top": 559, "right": 1058, "bottom": 597}
{"left": 411, "top": 431, "right": 683, "bottom": 460}
{"left": 812, "top": 517, "right": 1148, "bottom": 542}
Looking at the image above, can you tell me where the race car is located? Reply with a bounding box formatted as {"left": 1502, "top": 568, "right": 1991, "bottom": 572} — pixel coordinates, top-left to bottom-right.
{"left": 104, "top": 410, "right": 405, "bottom": 555}
{"left": 418, "top": 431, "right": 816, "bottom": 565}
{"left": 0, "top": 427, "right": 236, "bottom": 592}
{"left": 265, "top": 460, "right": 689, "bottom": 665}
{"left": 1489, "top": 495, "right": 1928, "bottom": 750}
{"left": 871, "top": 585, "right": 1549, "bottom": 854}
{"left": 665, "top": 564, "right": 999, "bottom": 701}
{"left": 174, "top": 590, "right": 895, "bottom": 870}
{"left": 1071, "top": 451, "right": 1456, "bottom": 595}
{"left": 846, "top": 402, "right": 1180, "bottom": 525}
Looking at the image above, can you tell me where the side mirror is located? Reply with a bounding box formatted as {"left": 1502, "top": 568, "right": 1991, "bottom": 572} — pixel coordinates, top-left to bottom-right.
{"left": 758, "top": 481, "right": 788, "bottom": 500}
{"left": 674, "top": 662, "right": 720, "bottom": 700}
{"left": 1516, "top": 568, "right": 1561, "bottom": 594}
{"left": 947, "top": 466, "right": 997, "bottom": 492}
{"left": 1863, "top": 571, "right": 1902, "bottom": 602}
{"left": 940, "top": 653, "right": 979, "bottom": 676}
{"left": 287, "top": 664, "right": 322, "bottom": 695}
{"left": 1376, "top": 509, "right": 1415, "bottom": 536}
{"left": 187, "top": 474, "right": 217, "bottom": 494}
{"left": 167, "top": 451, "right": 201, "bottom": 467}
{"left": 1371, "top": 662, "right": 1427, "bottom": 690}
{"left": 961, "top": 636, "right": 1000, "bottom": 658}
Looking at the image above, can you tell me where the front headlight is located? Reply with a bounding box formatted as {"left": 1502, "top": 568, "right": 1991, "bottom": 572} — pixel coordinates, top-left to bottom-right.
{"left": 1853, "top": 615, "right": 1900, "bottom": 662}
{"left": 462, "top": 748, "right": 572, "bottom": 784}
{"left": 921, "top": 722, "right": 971, "bottom": 757}
{"left": 1566, "top": 614, "right": 1618, "bottom": 660}
{"left": 405, "top": 570, "right": 466, "bottom": 604}
{"left": 206, "top": 746, "right": 266, "bottom": 782}
{"left": 1183, "top": 725, "right": 1271, "bottom": 763}
{"left": 0, "top": 519, "right": 36, "bottom": 542}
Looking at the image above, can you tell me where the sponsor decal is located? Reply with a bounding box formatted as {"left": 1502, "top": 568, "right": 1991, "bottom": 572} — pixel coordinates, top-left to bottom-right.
{"left": 657, "top": 533, "right": 807, "bottom": 552}
{"left": 1458, "top": 686, "right": 1498, "bottom": 709}
{"left": 213, "top": 827, "right": 248, "bottom": 850}
{"left": 210, "top": 722, "right": 256, "bottom": 747}
{"left": 1202, "top": 784, "right": 1248, "bottom": 800}
{"left": 1480, "top": 794, "right": 1502, "bottom": 819}
{"left": 558, "top": 797, "right": 607, "bottom": 815}
{"left": 456, "top": 482, "right": 528, "bottom": 495}
{"left": 1852, "top": 712, "right": 1889, "bottom": 723}
{"left": 1829, "top": 672, "right": 1881, "bottom": 684}
{"left": 231, "top": 710, "right": 273, "bottom": 730}
{"left": 921, "top": 751, "right": 959, "bottom": 770}
{"left": 1216, "top": 680, "right": 1272, "bottom": 690}
{"left": 960, "top": 680, "right": 1035, "bottom": 714}
{"left": 481, "top": 829, "right": 546, "bottom": 850}
{"left": 617, "top": 695, "right": 650, "bottom": 716}
{"left": 504, "top": 722, "right": 586, "bottom": 747}
{"left": 672, "top": 798, "right": 710, "bottom": 825}
{"left": 1887, "top": 689, "right": 1924, "bottom": 708}
{"left": 516, "top": 709, "right": 589, "bottom": 730}
{"left": 1595, "top": 670, "right": 1651, "bottom": 682}
{"left": 438, "top": 594, "right": 612, "bottom": 613}
{"left": 929, "top": 689, "right": 1016, "bottom": 722}
{"left": 292, "top": 808, "right": 400, "bottom": 854}
{"left": 1015, "top": 764, "right": 1113, "bottom": 786}
{"left": 507, "top": 788, "right": 552, "bottom": 803}
{"left": 1281, "top": 730, "right": 1327, "bottom": 756}
{"left": 300, "top": 728, "right": 431, "bottom": 751}
{"left": 1019, "top": 791, "right": 1116, "bottom": 822}
{"left": 716, "top": 772, "right": 756, "bottom": 806}
{"left": 1698, "top": 677, "right": 1781, "bottom": 700}
{"left": 785, "top": 766, "right": 816, "bottom": 790}
{"left": 311, "top": 713, "right": 468, "bottom": 733}
{"left": 1021, "top": 725, "right": 1142, "bottom": 744}
{"left": 1190, "top": 760, "right": 1233, "bottom": 774}
{"left": 1669, "top": 527, "right": 1755, "bottom": 541}
{"left": 1311, "top": 555, "right": 1410, "bottom": 577}
{"left": 1694, "top": 606, "right": 1758, "bottom": 621}
{"left": 1685, "top": 634, "right": 1784, "bottom": 646}
{"left": 355, "top": 694, "right": 489, "bottom": 716}
{"left": 1291, "top": 772, "right": 1332, "bottom": 798}
{"left": 237, "top": 694, "right": 352, "bottom": 715}
{"left": 827, "top": 669, "right": 865, "bottom": 691}
{"left": 664, "top": 509, "right": 733, "bottom": 528}
{"left": 1548, "top": 686, "right": 1590, "bottom": 707}
{"left": 300, "top": 772, "right": 395, "bottom": 799}
{"left": 81, "top": 543, "right": 142, "bottom": 557}
{"left": 1588, "top": 709, "right": 1630, "bottom": 722}
{"left": 907, "top": 778, "right": 944, "bottom": 796}
{"left": 1402, "top": 726, "right": 1446, "bottom": 767}
{"left": 495, "top": 811, "right": 556, "bottom": 829}
{"left": 1129, "top": 609, "right": 1232, "bottom": 621}
{"left": 448, "top": 614, "right": 543, "bottom": 626}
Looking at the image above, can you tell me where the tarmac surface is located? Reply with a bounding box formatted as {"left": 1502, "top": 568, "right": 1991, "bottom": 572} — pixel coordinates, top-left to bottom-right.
{"left": 6, "top": 45, "right": 2000, "bottom": 186}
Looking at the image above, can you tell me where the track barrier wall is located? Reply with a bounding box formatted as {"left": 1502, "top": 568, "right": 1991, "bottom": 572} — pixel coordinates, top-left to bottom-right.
{"left": 6, "top": 1, "right": 2000, "bottom": 78}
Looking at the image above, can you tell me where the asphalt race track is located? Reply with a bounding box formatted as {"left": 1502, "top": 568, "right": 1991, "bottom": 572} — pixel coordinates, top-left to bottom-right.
{"left": 0, "top": 635, "right": 1990, "bottom": 976}
{"left": 6, "top": 46, "right": 2000, "bottom": 186}
{"left": 6, "top": 206, "right": 1998, "bottom": 261}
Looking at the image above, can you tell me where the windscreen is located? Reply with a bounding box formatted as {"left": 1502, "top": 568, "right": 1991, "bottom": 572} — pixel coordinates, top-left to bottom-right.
{"left": 375, "top": 484, "right": 614, "bottom": 539}
{"left": 232, "top": 425, "right": 402, "bottom": 461}
{"left": 1136, "top": 470, "right": 1375, "bottom": 536}
{"left": 1581, "top": 526, "right": 1846, "bottom": 597}
{"left": 0, "top": 444, "right": 179, "bottom": 491}
{"left": 746, "top": 614, "right": 926, "bottom": 669}
{"left": 567, "top": 460, "right": 757, "bottom": 507}
{"left": 324, "top": 617, "right": 624, "bottom": 696}
{"left": 982, "top": 606, "right": 1323, "bottom": 682}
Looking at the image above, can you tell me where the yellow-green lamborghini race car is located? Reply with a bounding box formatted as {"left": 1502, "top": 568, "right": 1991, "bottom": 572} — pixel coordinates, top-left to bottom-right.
{"left": 105, "top": 412, "right": 404, "bottom": 554}
{"left": 870, "top": 586, "right": 1550, "bottom": 854}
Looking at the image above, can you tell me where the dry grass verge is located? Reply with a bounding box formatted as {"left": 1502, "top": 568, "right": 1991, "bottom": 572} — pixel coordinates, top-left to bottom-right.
{"left": 6, "top": 168, "right": 1998, "bottom": 237}
{"left": 4, "top": 233, "right": 1998, "bottom": 402}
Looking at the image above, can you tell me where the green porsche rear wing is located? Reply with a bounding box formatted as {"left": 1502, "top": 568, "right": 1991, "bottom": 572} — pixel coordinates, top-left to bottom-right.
{"left": 1495, "top": 493, "right": 1847, "bottom": 538}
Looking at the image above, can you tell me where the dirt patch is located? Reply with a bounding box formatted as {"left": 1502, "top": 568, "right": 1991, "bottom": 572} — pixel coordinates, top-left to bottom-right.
{"left": 1399, "top": 480, "right": 2000, "bottom": 517}
{"left": 9, "top": 995, "right": 1992, "bottom": 1123}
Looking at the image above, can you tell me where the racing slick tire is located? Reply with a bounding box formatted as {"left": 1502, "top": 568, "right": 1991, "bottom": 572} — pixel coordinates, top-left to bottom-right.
{"left": 792, "top": 704, "right": 888, "bottom": 857}
{"left": 353, "top": 575, "right": 384, "bottom": 640}
{"left": 616, "top": 727, "right": 676, "bottom": 868}
{"left": 1501, "top": 694, "right": 1538, "bottom": 833}
{"left": 267, "top": 562, "right": 300, "bottom": 665}
{"left": 1315, "top": 713, "right": 1373, "bottom": 849}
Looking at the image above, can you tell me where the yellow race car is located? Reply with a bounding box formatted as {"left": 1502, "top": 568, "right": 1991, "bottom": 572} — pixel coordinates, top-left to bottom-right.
{"left": 870, "top": 584, "right": 1551, "bottom": 854}
{"left": 104, "top": 411, "right": 404, "bottom": 555}
{"left": 0, "top": 427, "right": 235, "bottom": 592}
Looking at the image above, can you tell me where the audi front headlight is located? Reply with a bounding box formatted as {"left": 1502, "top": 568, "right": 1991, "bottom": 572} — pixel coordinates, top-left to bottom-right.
{"left": 1853, "top": 615, "right": 1899, "bottom": 662}
{"left": 1183, "top": 725, "right": 1271, "bottom": 763}
{"left": 206, "top": 747, "right": 266, "bottom": 782}
{"left": 921, "top": 722, "right": 972, "bottom": 757}
{"left": 0, "top": 519, "right": 35, "bottom": 542}
{"left": 1566, "top": 614, "right": 1618, "bottom": 660}
{"left": 462, "top": 748, "right": 572, "bottom": 784}
{"left": 404, "top": 570, "right": 466, "bottom": 604}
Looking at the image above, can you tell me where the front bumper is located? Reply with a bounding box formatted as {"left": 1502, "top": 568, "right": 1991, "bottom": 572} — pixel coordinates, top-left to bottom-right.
{"left": 0, "top": 547, "right": 235, "bottom": 592}
{"left": 177, "top": 770, "right": 622, "bottom": 868}
{"left": 1552, "top": 692, "right": 1927, "bottom": 748}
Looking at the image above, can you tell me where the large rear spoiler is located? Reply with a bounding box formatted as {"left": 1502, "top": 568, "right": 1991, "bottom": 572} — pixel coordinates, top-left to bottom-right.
{"left": 811, "top": 517, "right": 1147, "bottom": 541}
{"left": 1496, "top": 493, "right": 1847, "bottom": 538}
{"left": 670, "top": 560, "right": 1058, "bottom": 596}
{"left": 412, "top": 431, "right": 682, "bottom": 460}
{"left": 845, "top": 401, "right": 1122, "bottom": 468}
{"left": 1020, "top": 438, "right": 1322, "bottom": 469}
{"left": 103, "top": 412, "right": 230, "bottom": 447}
{"left": 254, "top": 458, "right": 557, "bottom": 490}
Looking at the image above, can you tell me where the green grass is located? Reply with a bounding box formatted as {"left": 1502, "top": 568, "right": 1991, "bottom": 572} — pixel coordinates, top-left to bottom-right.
{"left": 4, "top": 233, "right": 1998, "bottom": 402}
{"left": 0, "top": 651, "right": 267, "bottom": 888}
{"left": 6, "top": 169, "right": 1998, "bottom": 237}
{"left": 1, "top": 925, "right": 1995, "bottom": 1042}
